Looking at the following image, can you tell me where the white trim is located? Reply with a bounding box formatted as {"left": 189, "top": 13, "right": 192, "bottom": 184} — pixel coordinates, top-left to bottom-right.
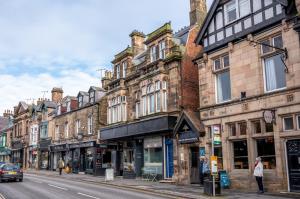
{"left": 296, "top": 115, "right": 300, "bottom": 130}
{"left": 283, "top": 116, "right": 294, "bottom": 132}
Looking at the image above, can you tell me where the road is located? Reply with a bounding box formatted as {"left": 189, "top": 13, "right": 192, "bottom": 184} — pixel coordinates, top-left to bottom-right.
{"left": 0, "top": 174, "right": 168, "bottom": 199}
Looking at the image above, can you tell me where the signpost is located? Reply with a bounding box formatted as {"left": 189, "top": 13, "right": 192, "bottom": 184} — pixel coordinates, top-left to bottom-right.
{"left": 211, "top": 125, "right": 221, "bottom": 197}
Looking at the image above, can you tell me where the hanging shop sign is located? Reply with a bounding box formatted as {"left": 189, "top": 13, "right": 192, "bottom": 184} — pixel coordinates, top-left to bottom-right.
{"left": 213, "top": 125, "right": 221, "bottom": 145}
{"left": 263, "top": 110, "right": 276, "bottom": 124}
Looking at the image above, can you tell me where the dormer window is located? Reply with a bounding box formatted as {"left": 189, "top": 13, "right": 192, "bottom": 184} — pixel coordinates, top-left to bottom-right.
{"left": 150, "top": 45, "right": 157, "bottom": 62}
{"left": 159, "top": 40, "right": 166, "bottom": 59}
{"left": 122, "top": 61, "right": 127, "bottom": 78}
{"left": 78, "top": 96, "right": 83, "bottom": 108}
{"left": 57, "top": 105, "right": 61, "bottom": 115}
{"left": 66, "top": 100, "right": 71, "bottom": 112}
{"left": 89, "top": 91, "right": 95, "bottom": 103}
{"left": 116, "top": 64, "right": 120, "bottom": 79}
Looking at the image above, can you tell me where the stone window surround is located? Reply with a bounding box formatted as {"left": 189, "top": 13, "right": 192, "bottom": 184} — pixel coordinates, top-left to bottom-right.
{"left": 227, "top": 121, "right": 248, "bottom": 137}
{"left": 107, "top": 95, "right": 127, "bottom": 124}
{"left": 282, "top": 114, "right": 298, "bottom": 132}
{"left": 147, "top": 35, "right": 169, "bottom": 63}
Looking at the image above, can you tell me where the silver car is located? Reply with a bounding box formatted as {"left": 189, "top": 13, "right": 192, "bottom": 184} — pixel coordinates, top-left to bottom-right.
{"left": 0, "top": 163, "right": 23, "bottom": 182}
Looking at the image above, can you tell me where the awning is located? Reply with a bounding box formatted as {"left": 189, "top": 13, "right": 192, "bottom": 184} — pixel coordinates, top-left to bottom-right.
{"left": 173, "top": 110, "right": 205, "bottom": 144}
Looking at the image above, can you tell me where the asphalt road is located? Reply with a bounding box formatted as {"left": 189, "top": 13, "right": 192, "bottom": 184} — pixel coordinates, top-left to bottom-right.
{"left": 0, "top": 174, "right": 168, "bottom": 199}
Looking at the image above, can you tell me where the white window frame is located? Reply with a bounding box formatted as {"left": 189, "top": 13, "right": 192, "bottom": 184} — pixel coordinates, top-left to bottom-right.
{"left": 142, "top": 96, "right": 147, "bottom": 116}
{"left": 150, "top": 45, "right": 157, "bottom": 62}
{"left": 122, "top": 61, "right": 127, "bottom": 78}
{"left": 65, "top": 122, "right": 69, "bottom": 138}
{"left": 162, "top": 90, "right": 167, "bottom": 111}
{"left": 57, "top": 105, "right": 61, "bottom": 115}
{"left": 116, "top": 64, "right": 120, "bottom": 79}
{"left": 78, "top": 96, "right": 83, "bottom": 108}
{"left": 155, "top": 91, "right": 161, "bottom": 112}
{"left": 55, "top": 125, "right": 59, "bottom": 140}
{"left": 135, "top": 102, "right": 140, "bottom": 119}
{"left": 89, "top": 91, "right": 95, "bottom": 103}
{"left": 159, "top": 40, "right": 166, "bottom": 59}
{"left": 283, "top": 116, "right": 294, "bottom": 131}
{"left": 76, "top": 120, "right": 80, "bottom": 135}
{"left": 297, "top": 115, "right": 300, "bottom": 130}
{"left": 224, "top": 0, "right": 251, "bottom": 25}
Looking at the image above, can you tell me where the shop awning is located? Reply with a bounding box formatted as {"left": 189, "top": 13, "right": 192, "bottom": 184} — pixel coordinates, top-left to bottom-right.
{"left": 0, "top": 147, "right": 11, "bottom": 155}
{"left": 173, "top": 110, "right": 205, "bottom": 144}
{"left": 100, "top": 115, "right": 177, "bottom": 140}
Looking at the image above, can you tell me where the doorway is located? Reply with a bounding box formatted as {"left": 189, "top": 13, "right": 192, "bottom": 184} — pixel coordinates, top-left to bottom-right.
{"left": 165, "top": 138, "right": 174, "bottom": 178}
{"left": 287, "top": 139, "right": 300, "bottom": 192}
{"left": 190, "top": 147, "right": 200, "bottom": 184}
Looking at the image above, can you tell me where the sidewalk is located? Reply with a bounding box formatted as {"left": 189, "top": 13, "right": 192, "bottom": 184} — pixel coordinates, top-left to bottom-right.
{"left": 25, "top": 169, "right": 299, "bottom": 199}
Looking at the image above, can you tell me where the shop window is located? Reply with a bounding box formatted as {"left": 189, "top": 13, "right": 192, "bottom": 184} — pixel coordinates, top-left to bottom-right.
{"left": 144, "top": 148, "right": 163, "bottom": 163}
{"left": 256, "top": 138, "right": 276, "bottom": 169}
{"left": 102, "top": 151, "right": 112, "bottom": 168}
{"left": 229, "top": 123, "right": 236, "bottom": 136}
{"left": 214, "top": 147, "right": 223, "bottom": 169}
{"left": 283, "top": 116, "right": 294, "bottom": 131}
{"left": 252, "top": 120, "right": 261, "bottom": 134}
{"left": 233, "top": 140, "right": 249, "bottom": 169}
{"left": 239, "top": 122, "right": 247, "bottom": 135}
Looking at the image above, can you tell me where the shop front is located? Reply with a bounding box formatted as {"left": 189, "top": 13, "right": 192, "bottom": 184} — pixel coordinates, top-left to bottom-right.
{"left": 49, "top": 143, "right": 68, "bottom": 171}
{"left": 100, "top": 115, "right": 177, "bottom": 179}
{"left": 28, "top": 145, "right": 38, "bottom": 169}
{"left": 0, "top": 147, "right": 11, "bottom": 162}
{"left": 11, "top": 140, "right": 24, "bottom": 167}
{"left": 39, "top": 138, "right": 51, "bottom": 170}
{"left": 69, "top": 141, "right": 96, "bottom": 174}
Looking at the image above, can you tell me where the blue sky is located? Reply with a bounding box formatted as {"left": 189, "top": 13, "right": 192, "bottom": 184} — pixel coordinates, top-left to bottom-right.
{"left": 0, "top": 0, "right": 213, "bottom": 114}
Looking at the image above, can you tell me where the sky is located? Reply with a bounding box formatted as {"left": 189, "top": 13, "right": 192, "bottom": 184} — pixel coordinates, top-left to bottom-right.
{"left": 0, "top": 0, "right": 213, "bottom": 114}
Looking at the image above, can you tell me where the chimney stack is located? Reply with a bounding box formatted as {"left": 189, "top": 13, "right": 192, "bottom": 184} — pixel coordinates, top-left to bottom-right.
{"left": 3, "top": 109, "right": 13, "bottom": 118}
{"left": 189, "top": 0, "right": 207, "bottom": 26}
{"left": 51, "top": 87, "right": 63, "bottom": 103}
{"left": 129, "top": 30, "right": 146, "bottom": 56}
{"left": 101, "top": 70, "right": 112, "bottom": 90}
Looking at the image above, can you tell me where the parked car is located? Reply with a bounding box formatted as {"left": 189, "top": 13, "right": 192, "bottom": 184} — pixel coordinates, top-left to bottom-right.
{"left": 0, "top": 163, "right": 23, "bottom": 182}
{"left": 0, "top": 162, "right": 6, "bottom": 167}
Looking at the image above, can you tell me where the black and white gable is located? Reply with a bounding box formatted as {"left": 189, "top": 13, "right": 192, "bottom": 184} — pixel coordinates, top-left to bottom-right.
{"left": 195, "top": 0, "right": 287, "bottom": 53}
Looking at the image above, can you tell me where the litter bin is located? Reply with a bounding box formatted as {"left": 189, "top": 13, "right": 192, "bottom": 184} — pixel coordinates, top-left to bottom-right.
{"left": 203, "top": 177, "right": 221, "bottom": 196}
{"left": 219, "top": 170, "right": 230, "bottom": 188}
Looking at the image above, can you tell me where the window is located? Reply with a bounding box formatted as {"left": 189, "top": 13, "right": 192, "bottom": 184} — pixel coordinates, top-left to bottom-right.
{"left": 162, "top": 91, "right": 167, "bottom": 111}
{"left": 150, "top": 45, "right": 157, "bottom": 62}
{"left": 122, "top": 61, "right": 127, "bottom": 78}
{"left": 229, "top": 123, "right": 236, "bottom": 136}
{"left": 66, "top": 101, "right": 71, "bottom": 112}
{"left": 214, "top": 55, "right": 229, "bottom": 71}
{"left": 76, "top": 120, "right": 80, "bottom": 135}
{"left": 40, "top": 124, "right": 48, "bottom": 139}
{"left": 155, "top": 92, "right": 161, "bottom": 112}
{"left": 108, "top": 96, "right": 127, "bottom": 124}
{"left": 283, "top": 116, "right": 294, "bottom": 131}
{"left": 253, "top": 0, "right": 262, "bottom": 12}
{"left": 233, "top": 140, "right": 249, "bottom": 169}
{"left": 216, "top": 70, "right": 231, "bottom": 103}
{"left": 88, "top": 116, "right": 93, "bottom": 134}
{"left": 264, "top": 54, "right": 286, "bottom": 92}
{"left": 253, "top": 120, "right": 262, "bottom": 134}
{"left": 297, "top": 115, "right": 300, "bottom": 130}
{"left": 55, "top": 125, "right": 59, "bottom": 140}
{"left": 256, "top": 138, "right": 276, "bottom": 169}
{"left": 57, "top": 105, "right": 61, "bottom": 115}
{"left": 64, "top": 122, "right": 69, "bottom": 138}
{"left": 162, "top": 81, "right": 167, "bottom": 90}
{"left": 159, "top": 40, "right": 166, "bottom": 59}
{"left": 116, "top": 64, "right": 120, "bottom": 79}
{"left": 89, "top": 91, "right": 95, "bottom": 103}
{"left": 261, "top": 35, "right": 283, "bottom": 55}
{"left": 225, "top": 0, "right": 251, "bottom": 24}
{"left": 144, "top": 148, "right": 163, "bottom": 163}
{"left": 135, "top": 102, "right": 140, "bottom": 118}
{"left": 78, "top": 96, "right": 83, "bottom": 108}
{"left": 142, "top": 96, "right": 147, "bottom": 116}
{"left": 239, "top": 122, "right": 247, "bottom": 135}
{"left": 265, "top": 122, "right": 274, "bottom": 132}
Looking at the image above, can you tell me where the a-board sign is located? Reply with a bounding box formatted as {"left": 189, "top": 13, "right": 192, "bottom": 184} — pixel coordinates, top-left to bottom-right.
{"left": 105, "top": 168, "right": 114, "bottom": 181}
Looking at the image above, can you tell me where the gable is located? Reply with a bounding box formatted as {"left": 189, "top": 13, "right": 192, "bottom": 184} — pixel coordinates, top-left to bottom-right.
{"left": 195, "top": 0, "right": 286, "bottom": 53}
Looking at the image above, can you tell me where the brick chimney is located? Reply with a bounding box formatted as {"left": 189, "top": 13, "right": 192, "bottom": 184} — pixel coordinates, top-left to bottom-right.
{"left": 3, "top": 110, "right": 13, "bottom": 118}
{"left": 129, "top": 30, "right": 146, "bottom": 56}
{"left": 51, "top": 87, "right": 63, "bottom": 103}
{"left": 189, "top": 0, "right": 207, "bottom": 26}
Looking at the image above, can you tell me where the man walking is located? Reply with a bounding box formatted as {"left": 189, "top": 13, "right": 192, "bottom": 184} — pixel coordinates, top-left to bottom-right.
{"left": 58, "top": 158, "right": 64, "bottom": 175}
{"left": 254, "top": 157, "right": 264, "bottom": 194}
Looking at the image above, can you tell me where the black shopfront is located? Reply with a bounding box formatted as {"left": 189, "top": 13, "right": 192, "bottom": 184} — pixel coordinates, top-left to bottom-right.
{"left": 11, "top": 140, "right": 24, "bottom": 167}
{"left": 100, "top": 115, "right": 177, "bottom": 179}
{"left": 38, "top": 138, "right": 51, "bottom": 170}
{"left": 49, "top": 143, "right": 68, "bottom": 171}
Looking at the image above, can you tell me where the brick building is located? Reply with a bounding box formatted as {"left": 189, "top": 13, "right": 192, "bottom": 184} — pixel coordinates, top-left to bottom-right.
{"left": 175, "top": 0, "right": 300, "bottom": 193}
{"left": 100, "top": 0, "right": 206, "bottom": 179}
{"left": 48, "top": 86, "right": 107, "bottom": 175}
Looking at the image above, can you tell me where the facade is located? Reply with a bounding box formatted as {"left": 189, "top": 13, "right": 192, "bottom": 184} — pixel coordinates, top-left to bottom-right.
{"left": 100, "top": 0, "right": 206, "bottom": 179}
{"left": 0, "top": 111, "right": 13, "bottom": 162}
{"left": 12, "top": 102, "right": 31, "bottom": 169}
{"left": 176, "top": 0, "right": 300, "bottom": 193}
{"left": 49, "top": 87, "right": 107, "bottom": 175}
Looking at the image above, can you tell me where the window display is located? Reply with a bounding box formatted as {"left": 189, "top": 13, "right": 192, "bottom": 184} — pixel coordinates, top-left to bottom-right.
{"left": 256, "top": 138, "right": 276, "bottom": 169}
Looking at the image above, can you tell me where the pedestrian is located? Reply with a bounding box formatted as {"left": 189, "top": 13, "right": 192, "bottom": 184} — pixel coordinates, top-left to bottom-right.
{"left": 58, "top": 158, "right": 65, "bottom": 175}
{"left": 202, "top": 157, "right": 210, "bottom": 181}
{"left": 254, "top": 157, "right": 264, "bottom": 194}
{"left": 199, "top": 157, "right": 204, "bottom": 185}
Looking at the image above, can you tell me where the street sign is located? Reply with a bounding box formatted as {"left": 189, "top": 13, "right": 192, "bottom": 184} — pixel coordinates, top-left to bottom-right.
{"left": 211, "top": 156, "right": 218, "bottom": 176}
{"left": 213, "top": 125, "right": 221, "bottom": 145}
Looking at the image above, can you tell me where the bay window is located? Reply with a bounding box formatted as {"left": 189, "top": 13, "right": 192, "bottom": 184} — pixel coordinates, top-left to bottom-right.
{"left": 107, "top": 96, "right": 127, "bottom": 124}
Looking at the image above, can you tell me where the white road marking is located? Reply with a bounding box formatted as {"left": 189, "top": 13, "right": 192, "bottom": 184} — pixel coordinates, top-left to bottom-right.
{"left": 47, "top": 184, "right": 68, "bottom": 191}
{"left": 32, "top": 180, "right": 43, "bottom": 184}
{"left": 77, "top": 192, "right": 100, "bottom": 199}
{"left": 0, "top": 193, "right": 6, "bottom": 199}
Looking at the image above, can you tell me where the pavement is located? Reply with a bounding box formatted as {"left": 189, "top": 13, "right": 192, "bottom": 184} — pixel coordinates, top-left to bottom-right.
{"left": 0, "top": 169, "right": 299, "bottom": 199}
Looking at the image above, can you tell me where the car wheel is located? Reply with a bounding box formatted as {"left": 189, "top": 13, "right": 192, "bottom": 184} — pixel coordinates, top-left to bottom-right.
{"left": 19, "top": 178, "right": 23, "bottom": 182}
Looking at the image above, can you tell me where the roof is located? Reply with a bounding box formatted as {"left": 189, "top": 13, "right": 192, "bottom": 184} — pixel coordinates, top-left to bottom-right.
{"left": 0, "top": 117, "right": 9, "bottom": 131}
{"left": 173, "top": 110, "right": 205, "bottom": 137}
{"left": 77, "top": 91, "right": 89, "bottom": 97}
{"left": 43, "top": 101, "right": 57, "bottom": 109}
{"left": 89, "top": 86, "right": 105, "bottom": 92}
{"left": 174, "top": 26, "right": 191, "bottom": 45}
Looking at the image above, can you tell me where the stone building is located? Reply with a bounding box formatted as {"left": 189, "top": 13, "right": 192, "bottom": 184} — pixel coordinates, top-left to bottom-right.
{"left": 49, "top": 86, "right": 107, "bottom": 175}
{"left": 175, "top": 0, "right": 300, "bottom": 193}
{"left": 0, "top": 110, "right": 13, "bottom": 162}
{"left": 12, "top": 102, "right": 31, "bottom": 169}
{"left": 100, "top": 0, "right": 206, "bottom": 180}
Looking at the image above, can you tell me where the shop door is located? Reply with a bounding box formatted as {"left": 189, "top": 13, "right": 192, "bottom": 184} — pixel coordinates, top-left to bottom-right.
{"left": 190, "top": 147, "right": 200, "bottom": 184}
{"left": 287, "top": 139, "right": 300, "bottom": 192}
{"left": 135, "top": 140, "right": 143, "bottom": 177}
{"left": 165, "top": 138, "right": 174, "bottom": 178}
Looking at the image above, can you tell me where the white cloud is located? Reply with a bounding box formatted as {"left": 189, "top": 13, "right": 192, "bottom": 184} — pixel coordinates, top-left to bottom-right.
{"left": 0, "top": 71, "right": 100, "bottom": 114}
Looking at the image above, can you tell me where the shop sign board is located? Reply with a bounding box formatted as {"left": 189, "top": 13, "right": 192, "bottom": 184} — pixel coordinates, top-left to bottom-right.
{"left": 213, "top": 125, "right": 221, "bottom": 145}
{"left": 105, "top": 168, "right": 114, "bottom": 181}
{"left": 210, "top": 155, "right": 218, "bottom": 176}
{"left": 69, "top": 141, "right": 95, "bottom": 149}
{"left": 178, "top": 130, "right": 199, "bottom": 144}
